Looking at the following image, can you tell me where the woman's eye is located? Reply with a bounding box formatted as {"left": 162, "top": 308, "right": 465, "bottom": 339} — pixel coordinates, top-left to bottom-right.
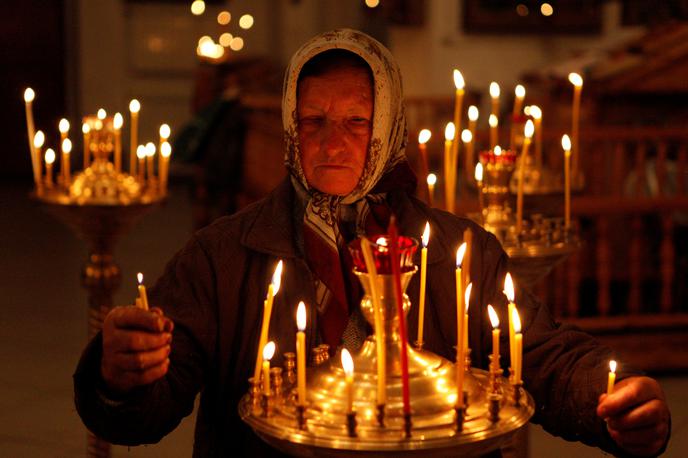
{"left": 349, "top": 117, "right": 370, "bottom": 127}
{"left": 300, "top": 117, "right": 323, "bottom": 127}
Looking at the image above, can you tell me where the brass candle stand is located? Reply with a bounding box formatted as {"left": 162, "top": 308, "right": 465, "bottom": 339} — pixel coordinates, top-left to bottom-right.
{"left": 240, "top": 246, "right": 534, "bottom": 456}
{"left": 27, "top": 105, "right": 170, "bottom": 457}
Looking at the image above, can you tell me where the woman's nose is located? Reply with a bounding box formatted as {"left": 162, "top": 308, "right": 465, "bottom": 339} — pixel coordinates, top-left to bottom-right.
{"left": 321, "top": 122, "right": 347, "bottom": 156}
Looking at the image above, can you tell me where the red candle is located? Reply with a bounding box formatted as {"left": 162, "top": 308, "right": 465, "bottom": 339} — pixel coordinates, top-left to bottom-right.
{"left": 388, "top": 216, "right": 411, "bottom": 416}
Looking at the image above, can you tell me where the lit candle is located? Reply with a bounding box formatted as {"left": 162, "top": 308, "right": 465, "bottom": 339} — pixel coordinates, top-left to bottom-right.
{"left": 418, "top": 129, "right": 431, "bottom": 200}
{"left": 136, "top": 145, "right": 146, "bottom": 183}
{"left": 568, "top": 73, "right": 583, "bottom": 174}
{"left": 475, "top": 163, "right": 484, "bottom": 213}
{"left": 159, "top": 123, "right": 170, "bottom": 152}
{"left": 489, "top": 82, "right": 500, "bottom": 148}
{"left": 451, "top": 70, "right": 465, "bottom": 194}
{"left": 489, "top": 114, "right": 499, "bottom": 150}
{"left": 341, "top": 348, "right": 354, "bottom": 413}
{"left": 426, "top": 173, "right": 436, "bottom": 207}
{"left": 529, "top": 105, "right": 542, "bottom": 168}
{"left": 33, "top": 131, "right": 45, "bottom": 189}
{"left": 467, "top": 106, "right": 479, "bottom": 173}
{"left": 512, "top": 306, "right": 523, "bottom": 383}
{"left": 417, "top": 222, "right": 430, "bottom": 348}
{"left": 113, "top": 113, "right": 123, "bottom": 172}
{"left": 136, "top": 272, "right": 149, "bottom": 310}
{"left": 44, "top": 148, "right": 55, "bottom": 187}
{"left": 455, "top": 243, "right": 467, "bottom": 361}
{"left": 145, "top": 142, "right": 156, "bottom": 182}
{"left": 461, "top": 127, "right": 473, "bottom": 181}
{"left": 129, "top": 99, "right": 140, "bottom": 174}
{"left": 516, "top": 120, "right": 535, "bottom": 234}
{"left": 462, "top": 227, "right": 473, "bottom": 291}
{"left": 253, "top": 261, "right": 284, "bottom": 383}
{"left": 58, "top": 118, "right": 70, "bottom": 143}
{"left": 487, "top": 305, "right": 500, "bottom": 371}
{"left": 160, "top": 141, "right": 171, "bottom": 193}
{"left": 24, "top": 88, "right": 38, "bottom": 184}
{"left": 504, "top": 273, "right": 516, "bottom": 374}
{"left": 457, "top": 282, "right": 471, "bottom": 407}
{"left": 607, "top": 360, "right": 617, "bottom": 395}
{"left": 511, "top": 85, "right": 526, "bottom": 149}
{"left": 296, "top": 301, "right": 307, "bottom": 406}
{"left": 82, "top": 123, "right": 91, "bottom": 169}
{"left": 61, "top": 138, "right": 72, "bottom": 185}
{"left": 463, "top": 283, "right": 472, "bottom": 354}
{"left": 262, "top": 341, "right": 276, "bottom": 394}
{"left": 360, "top": 237, "right": 386, "bottom": 406}
{"left": 444, "top": 122, "right": 456, "bottom": 212}
{"left": 562, "top": 134, "right": 572, "bottom": 230}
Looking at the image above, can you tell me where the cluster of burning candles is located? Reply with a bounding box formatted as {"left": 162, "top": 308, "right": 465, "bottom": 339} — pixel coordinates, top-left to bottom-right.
{"left": 417, "top": 70, "right": 584, "bottom": 227}
{"left": 23, "top": 88, "right": 172, "bottom": 196}
{"left": 239, "top": 216, "right": 620, "bottom": 434}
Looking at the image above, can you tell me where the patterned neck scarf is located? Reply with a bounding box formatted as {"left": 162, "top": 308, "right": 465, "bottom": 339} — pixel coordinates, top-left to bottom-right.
{"left": 283, "top": 29, "right": 415, "bottom": 351}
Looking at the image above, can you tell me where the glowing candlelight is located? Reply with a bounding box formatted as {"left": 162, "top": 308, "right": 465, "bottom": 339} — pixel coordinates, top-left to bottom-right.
{"left": 145, "top": 142, "right": 155, "bottom": 182}
{"left": 418, "top": 129, "right": 431, "bottom": 201}
{"left": 82, "top": 123, "right": 91, "bottom": 169}
{"left": 296, "top": 301, "right": 307, "bottom": 406}
{"left": 417, "top": 222, "right": 430, "bottom": 348}
{"left": 562, "top": 134, "right": 572, "bottom": 230}
{"left": 426, "top": 173, "right": 436, "bottom": 207}
{"left": 607, "top": 360, "right": 617, "bottom": 395}
{"left": 129, "top": 99, "right": 140, "bottom": 174}
{"left": 136, "top": 272, "right": 149, "bottom": 310}
{"left": 59, "top": 118, "right": 70, "bottom": 141}
{"left": 341, "top": 348, "right": 355, "bottom": 413}
{"left": 33, "top": 130, "right": 45, "bottom": 189}
{"left": 466, "top": 106, "right": 479, "bottom": 172}
{"left": 253, "top": 260, "right": 284, "bottom": 383}
{"left": 487, "top": 305, "right": 500, "bottom": 371}
{"left": 451, "top": 70, "right": 465, "bottom": 199}
{"left": 568, "top": 73, "right": 583, "bottom": 174}
{"left": 504, "top": 272, "right": 516, "bottom": 374}
{"left": 24, "top": 88, "right": 38, "bottom": 183}
{"left": 512, "top": 306, "right": 522, "bottom": 383}
{"left": 489, "top": 114, "right": 499, "bottom": 149}
{"left": 136, "top": 145, "right": 146, "bottom": 182}
{"left": 513, "top": 85, "right": 525, "bottom": 117}
{"left": 160, "top": 141, "right": 171, "bottom": 193}
{"left": 530, "top": 105, "right": 543, "bottom": 167}
{"left": 455, "top": 243, "right": 467, "bottom": 358}
{"left": 463, "top": 282, "right": 471, "bottom": 354}
{"left": 61, "top": 138, "right": 72, "bottom": 185}
{"left": 475, "top": 163, "right": 484, "bottom": 212}
{"left": 489, "top": 82, "right": 500, "bottom": 117}
{"left": 516, "top": 120, "right": 535, "bottom": 234}
{"left": 444, "top": 122, "right": 456, "bottom": 212}
{"left": 97, "top": 109, "right": 106, "bottom": 121}
{"left": 113, "top": 113, "right": 123, "bottom": 172}
{"left": 159, "top": 123, "right": 170, "bottom": 154}
{"left": 44, "top": 148, "right": 55, "bottom": 187}
{"left": 262, "top": 342, "right": 276, "bottom": 394}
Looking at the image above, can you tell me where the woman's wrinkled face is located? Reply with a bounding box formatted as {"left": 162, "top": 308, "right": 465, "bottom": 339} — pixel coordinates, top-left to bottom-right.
{"left": 297, "top": 65, "right": 373, "bottom": 196}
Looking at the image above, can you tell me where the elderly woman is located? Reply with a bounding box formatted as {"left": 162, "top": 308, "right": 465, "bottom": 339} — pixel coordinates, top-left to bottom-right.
{"left": 74, "top": 30, "right": 669, "bottom": 457}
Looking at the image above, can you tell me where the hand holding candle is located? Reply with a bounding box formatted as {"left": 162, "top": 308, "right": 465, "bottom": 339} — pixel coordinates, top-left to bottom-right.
{"left": 417, "top": 222, "right": 430, "bottom": 348}
{"left": 607, "top": 360, "right": 617, "bottom": 395}
{"left": 341, "top": 348, "right": 354, "bottom": 413}
{"left": 296, "top": 301, "right": 307, "bottom": 406}
{"left": 136, "top": 272, "right": 149, "bottom": 310}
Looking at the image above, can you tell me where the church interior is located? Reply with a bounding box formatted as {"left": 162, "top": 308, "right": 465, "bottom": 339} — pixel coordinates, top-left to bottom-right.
{"left": 2, "top": 0, "right": 687, "bottom": 456}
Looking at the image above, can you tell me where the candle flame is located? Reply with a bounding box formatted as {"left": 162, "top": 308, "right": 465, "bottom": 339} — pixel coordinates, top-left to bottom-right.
{"left": 271, "top": 260, "right": 284, "bottom": 294}
{"left": 136, "top": 145, "right": 146, "bottom": 159}
{"left": 461, "top": 129, "right": 472, "bottom": 143}
{"left": 161, "top": 141, "right": 172, "bottom": 158}
{"left": 529, "top": 105, "right": 542, "bottom": 120}
{"left": 453, "top": 69, "right": 465, "bottom": 90}
{"left": 523, "top": 106, "right": 531, "bottom": 116}
{"left": 24, "top": 87, "right": 35, "bottom": 103}
{"left": 33, "top": 131, "right": 45, "bottom": 148}
{"left": 62, "top": 138, "right": 72, "bottom": 153}
{"left": 489, "top": 114, "right": 498, "bottom": 128}
{"left": 524, "top": 120, "right": 534, "bottom": 139}
{"left": 217, "top": 11, "right": 231, "bottom": 25}
{"left": 426, "top": 173, "right": 437, "bottom": 186}
{"left": 474, "top": 163, "right": 483, "bottom": 182}
{"left": 487, "top": 304, "right": 500, "bottom": 328}
{"left": 129, "top": 99, "right": 141, "bottom": 113}
{"left": 239, "top": 14, "right": 254, "bottom": 30}
{"left": 190, "top": 0, "right": 206, "bottom": 16}
{"left": 512, "top": 307, "right": 522, "bottom": 333}
{"left": 561, "top": 134, "right": 571, "bottom": 152}
{"left": 137, "top": 272, "right": 144, "bottom": 284}
{"left": 489, "top": 82, "right": 500, "bottom": 98}
{"left": 376, "top": 237, "right": 388, "bottom": 247}
{"left": 468, "top": 105, "right": 479, "bottom": 122}
{"left": 159, "top": 123, "right": 171, "bottom": 139}
{"left": 82, "top": 123, "right": 90, "bottom": 134}
{"left": 341, "top": 348, "right": 354, "bottom": 376}
{"left": 418, "top": 129, "right": 431, "bottom": 144}
{"left": 444, "top": 122, "right": 455, "bottom": 141}
{"left": 504, "top": 273, "right": 515, "bottom": 302}
{"left": 296, "top": 301, "right": 306, "bottom": 331}
{"left": 568, "top": 72, "right": 583, "bottom": 87}
{"left": 263, "top": 341, "right": 276, "bottom": 361}
{"left": 97, "top": 109, "right": 106, "bottom": 120}
{"left": 609, "top": 360, "right": 617, "bottom": 373}
{"left": 94, "top": 120, "right": 103, "bottom": 131}
{"left": 45, "top": 148, "right": 56, "bottom": 164}
{"left": 494, "top": 145, "right": 502, "bottom": 156}
{"left": 421, "top": 222, "right": 430, "bottom": 247}
{"left": 456, "top": 242, "right": 467, "bottom": 268}
{"left": 145, "top": 142, "right": 156, "bottom": 157}
{"left": 515, "top": 84, "right": 526, "bottom": 98}
{"left": 59, "top": 118, "right": 70, "bottom": 134}
{"left": 464, "top": 283, "right": 472, "bottom": 312}
{"left": 113, "top": 113, "right": 123, "bottom": 129}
